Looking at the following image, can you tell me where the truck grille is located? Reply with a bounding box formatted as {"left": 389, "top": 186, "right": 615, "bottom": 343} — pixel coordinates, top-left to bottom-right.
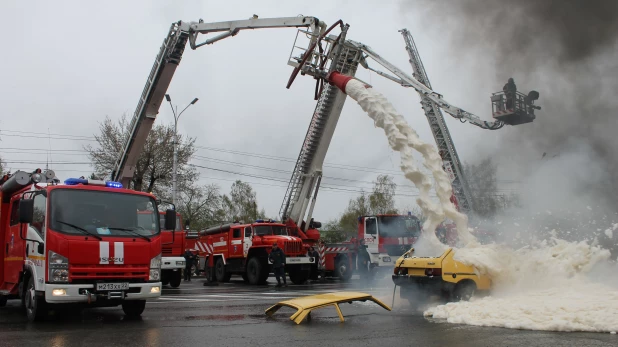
{"left": 70, "top": 264, "right": 149, "bottom": 282}
{"left": 284, "top": 240, "right": 302, "bottom": 254}
{"left": 162, "top": 246, "right": 174, "bottom": 256}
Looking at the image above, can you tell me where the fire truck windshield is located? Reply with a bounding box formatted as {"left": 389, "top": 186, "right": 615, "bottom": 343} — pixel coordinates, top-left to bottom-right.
{"left": 50, "top": 189, "right": 160, "bottom": 238}
{"left": 378, "top": 216, "right": 421, "bottom": 238}
{"left": 254, "top": 225, "right": 288, "bottom": 236}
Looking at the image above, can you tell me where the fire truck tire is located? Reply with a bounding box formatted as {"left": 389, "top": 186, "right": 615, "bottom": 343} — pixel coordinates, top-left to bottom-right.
{"left": 246, "top": 257, "right": 266, "bottom": 285}
{"left": 215, "top": 258, "right": 230, "bottom": 283}
{"left": 122, "top": 300, "right": 146, "bottom": 318}
{"left": 288, "top": 270, "right": 309, "bottom": 285}
{"left": 0, "top": 296, "right": 7, "bottom": 307}
{"left": 169, "top": 271, "right": 182, "bottom": 288}
{"left": 335, "top": 256, "right": 352, "bottom": 282}
{"left": 25, "top": 276, "right": 47, "bottom": 322}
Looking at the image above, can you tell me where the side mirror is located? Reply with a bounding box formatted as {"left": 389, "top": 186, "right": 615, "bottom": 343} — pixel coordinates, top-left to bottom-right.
{"left": 37, "top": 243, "right": 44, "bottom": 254}
{"left": 164, "top": 209, "right": 176, "bottom": 231}
{"left": 19, "top": 199, "right": 34, "bottom": 224}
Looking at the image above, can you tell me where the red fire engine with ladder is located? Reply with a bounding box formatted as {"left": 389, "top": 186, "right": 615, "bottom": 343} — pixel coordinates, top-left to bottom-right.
{"left": 194, "top": 220, "right": 315, "bottom": 285}
{"left": 280, "top": 23, "right": 541, "bottom": 278}
{"left": 0, "top": 170, "right": 173, "bottom": 322}
{"left": 106, "top": 15, "right": 329, "bottom": 287}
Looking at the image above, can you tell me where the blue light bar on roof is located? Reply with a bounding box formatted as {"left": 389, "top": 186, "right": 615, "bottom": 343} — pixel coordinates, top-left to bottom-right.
{"left": 63, "top": 177, "right": 123, "bottom": 188}
{"left": 105, "top": 181, "right": 123, "bottom": 188}
{"left": 64, "top": 178, "right": 88, "bottom": 185}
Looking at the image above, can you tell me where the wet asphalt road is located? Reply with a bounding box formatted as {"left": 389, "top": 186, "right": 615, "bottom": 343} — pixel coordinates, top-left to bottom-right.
{"left": 0, "top": 275, "right": 616, "bottom": 347}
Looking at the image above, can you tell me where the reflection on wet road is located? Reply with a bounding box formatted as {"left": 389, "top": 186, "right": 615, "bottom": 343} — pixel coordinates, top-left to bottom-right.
{"left": 0, "top": 276, "right": 616, "bottom": 347}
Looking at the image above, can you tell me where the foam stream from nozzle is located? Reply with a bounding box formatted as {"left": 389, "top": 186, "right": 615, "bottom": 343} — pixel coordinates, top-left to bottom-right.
{"left": 344, "top": 79, "right": 476, "bottom": 249}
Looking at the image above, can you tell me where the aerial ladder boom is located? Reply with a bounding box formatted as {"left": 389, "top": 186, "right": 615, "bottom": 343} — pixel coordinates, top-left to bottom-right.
{"left": 286, "top": 29, "right": 540, "bottom": 219}
{"left": 111, "top": 16, "right": 326, "bottom": 188}
{"left": 280, "top": 25, "right": 365, "bottom": 236}
{"left": 347, "top": 39, "right": 506, "bottom": 131}
{"left": 398, "top": 28, "right": 474, "bottom": 213}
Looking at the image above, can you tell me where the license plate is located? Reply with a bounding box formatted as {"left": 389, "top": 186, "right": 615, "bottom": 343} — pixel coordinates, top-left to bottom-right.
{"left": 96, "top": 282, "right": 129, "bottom": 291}
{"left": 383, "top": 257, "right": 391, "bottom": 262}
{"left": 287, "top": 258, "right": 302, "bottom": 263}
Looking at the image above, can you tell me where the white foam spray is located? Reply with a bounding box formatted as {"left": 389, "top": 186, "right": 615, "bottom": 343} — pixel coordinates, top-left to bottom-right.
{"left": 345, "top": 79, "right": 476, "bottom": 251}
{"left": 343, "top": 79, "right": 618, "bottom": 333}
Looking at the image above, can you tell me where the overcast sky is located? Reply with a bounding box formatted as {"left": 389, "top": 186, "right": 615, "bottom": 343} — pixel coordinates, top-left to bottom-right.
{"left": 1, "top": 0, "right": 523, "bottom": 222}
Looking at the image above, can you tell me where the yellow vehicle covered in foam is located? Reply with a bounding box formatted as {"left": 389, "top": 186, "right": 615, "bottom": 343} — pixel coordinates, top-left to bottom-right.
{"left": 391, "top": 247, "right": 491, "bottom": 302}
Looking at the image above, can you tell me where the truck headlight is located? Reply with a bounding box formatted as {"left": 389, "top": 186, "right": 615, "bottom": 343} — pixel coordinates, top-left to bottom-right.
{"left": 48, "top": 250, "right": 69, "bottom": 283}
{"left": 149, "top": 254, "right": 161, "bottom": 281}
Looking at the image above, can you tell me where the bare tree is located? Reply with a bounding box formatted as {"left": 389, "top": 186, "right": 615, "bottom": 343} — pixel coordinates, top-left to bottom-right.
{"left": 84, "top": 114, "right": 197, "bottom": 193}
{"left": 177, "top": 183, "right": 221, "bottom": 230}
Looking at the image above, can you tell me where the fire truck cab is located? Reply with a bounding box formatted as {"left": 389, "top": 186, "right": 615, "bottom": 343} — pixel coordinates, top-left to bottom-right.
{"left": 358, "top": 214, "right": 422, "bottom": 277}
{"left": 199, "top": 220, "right": 314, "bottom": 285}
{"left": 0, "top": 170, "right": 174, "bottom": 322}
{"left": 155, "top": 211, "right": 186, "bottom": 288}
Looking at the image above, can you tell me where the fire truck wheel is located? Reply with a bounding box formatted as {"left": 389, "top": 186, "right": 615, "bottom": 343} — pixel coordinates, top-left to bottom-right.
{"left": 0, "top": 296, "right": 7, "bottom": 307}
{"left": 169, "top": 271, "right": 182, "bottom": 288}
{"left": 25, "top": 276, "right": 47, "bottom": 322}
{"left": 335, "top": 256, "right": 352, "bottom": 282}
{"left": 288, "top": 270, "right": 309, "bottom": 285}
{"left": 246, "top": 257, "right": 266, "bottom": 285}
{"left": 122, "top": 300, "right": 146, "bottom": 318}
{"left": 215, "top": 258, "right": 229, "bottom": 283}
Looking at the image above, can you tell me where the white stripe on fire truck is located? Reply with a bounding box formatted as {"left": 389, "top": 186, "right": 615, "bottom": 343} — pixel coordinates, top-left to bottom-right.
{"left": 213, "top": 241, "right": 227, "bottom": 247}
{"left": 100, "top": 241, "right": 109, "bottom": 264}
{"left": 114, "top": 242, "right": 124, "bottom": 264}
{"left": 230, "top": 240, "right": 242, "bottom": 245}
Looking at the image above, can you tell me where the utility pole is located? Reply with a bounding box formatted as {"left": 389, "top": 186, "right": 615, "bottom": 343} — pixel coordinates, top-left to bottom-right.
{"left": 165, "top": 94, "right": 199, "bottom": 206}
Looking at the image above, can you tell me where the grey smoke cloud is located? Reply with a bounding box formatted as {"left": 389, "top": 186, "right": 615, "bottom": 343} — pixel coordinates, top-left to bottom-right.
{"left": 404, "top": 0, "right": 618, "bottom": 211}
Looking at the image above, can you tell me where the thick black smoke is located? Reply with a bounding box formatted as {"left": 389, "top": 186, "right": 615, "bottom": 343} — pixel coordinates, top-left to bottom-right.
{"left": 403, "top": 0, "right": 618, "bottom": 214}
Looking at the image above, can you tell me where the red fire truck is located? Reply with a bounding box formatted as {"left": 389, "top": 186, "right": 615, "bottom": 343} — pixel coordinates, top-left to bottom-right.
{"left": 142, "top": 211, "right": 186, "bottom": 288}
{"left": 196, "top": 219, "right": 314, "bottom": 285}
{"left": 0, "top": 170, "right": 176, "bottom": 322}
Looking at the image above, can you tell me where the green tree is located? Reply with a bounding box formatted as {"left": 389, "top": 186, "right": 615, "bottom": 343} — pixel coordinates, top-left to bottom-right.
{"left": 84, "top": 114, "right": 197, "bottom": 193}
{"left": 369, "top": 174, "right": 398, "bottom": 214}
{"left": 219, "top": 180, "right": 264, "bottom": 223}
{"left": 319, "top": 219, "right": 347, "bottom": 243}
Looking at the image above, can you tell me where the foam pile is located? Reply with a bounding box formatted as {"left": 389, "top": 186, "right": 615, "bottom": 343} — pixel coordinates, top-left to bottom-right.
{"left": 342, "top": 79, "right": 618, "bottom": 333}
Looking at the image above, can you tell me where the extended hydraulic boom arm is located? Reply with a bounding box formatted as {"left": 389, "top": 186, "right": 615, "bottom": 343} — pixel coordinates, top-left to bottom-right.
{"left": 111, "top": 16, "right": 326, "bottom": 188}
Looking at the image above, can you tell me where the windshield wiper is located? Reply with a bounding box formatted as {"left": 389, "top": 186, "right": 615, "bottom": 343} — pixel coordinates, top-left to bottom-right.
{"left": 56, "top": 221, "right": 103, "bottom": 241}
{"left": 107, "top": 227, "right": 151, "bottom": 242}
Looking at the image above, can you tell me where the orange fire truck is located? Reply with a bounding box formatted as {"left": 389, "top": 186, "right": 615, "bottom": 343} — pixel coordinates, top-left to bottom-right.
{"left": 195, "top": 219, "right": 314, "bottom": 285}
{"left": 0, "top": 169, "right": 176, "bottom": 322}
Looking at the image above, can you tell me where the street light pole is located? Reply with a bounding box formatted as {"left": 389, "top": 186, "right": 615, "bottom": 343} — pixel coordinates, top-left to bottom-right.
{"left": 165, "top": 94, "right": 199, "bottom": 206}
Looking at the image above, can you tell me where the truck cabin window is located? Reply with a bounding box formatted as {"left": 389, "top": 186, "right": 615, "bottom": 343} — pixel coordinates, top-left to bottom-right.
{"left": 366, "top": 218, "right": 377, "bottom": 235}
{"left": 254, "top": 225, "right": 288, "bottom": 236}
{"left": 50, "top": 189, "right": 160, "bottom": 238}
{"left": 378, "top": 216, "right": 421, "bottom": 238}
{"left": 31, "top": 194, "right": 47, "bottom": 240}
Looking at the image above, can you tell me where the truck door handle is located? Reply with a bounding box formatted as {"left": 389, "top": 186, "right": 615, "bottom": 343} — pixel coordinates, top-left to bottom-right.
{"left": 5, "top": 243, "right": 7, "bottom": 253}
